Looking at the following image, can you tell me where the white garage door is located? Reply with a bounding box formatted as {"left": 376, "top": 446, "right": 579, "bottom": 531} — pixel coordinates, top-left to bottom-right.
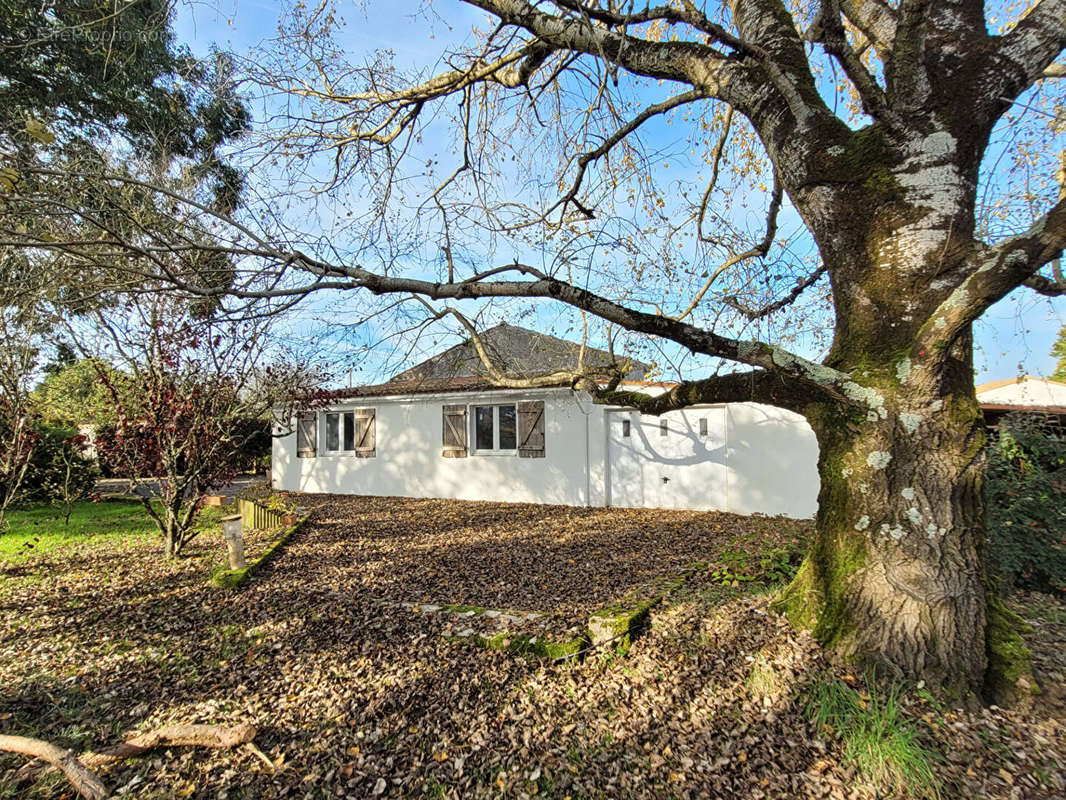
{"left": 607, "top": 408, "right": 728, "bottom": 511}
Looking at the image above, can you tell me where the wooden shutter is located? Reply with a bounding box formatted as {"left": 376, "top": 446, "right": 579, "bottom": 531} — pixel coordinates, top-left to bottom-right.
{"left": 296, "top": 412, "right": 317, "bottom": 458}
{"left": 442, "top": 404, "right": 467, "bottom": 458}
{"left": 517, "top": 400, "right": 545, "bottom": 458}
{"left": 353, "top": 409, "right": 376, "bottom": 457}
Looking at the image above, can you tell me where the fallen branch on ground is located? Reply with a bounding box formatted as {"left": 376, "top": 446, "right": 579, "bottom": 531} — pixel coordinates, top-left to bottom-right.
{"left": 0, "top": 734, "right": 108, "bottom": 800}
{"left": 0, "top": 723, "right": 258, "bottom": 798}
{"left": 81, "top": 723, "right": 258, "bottom": 769}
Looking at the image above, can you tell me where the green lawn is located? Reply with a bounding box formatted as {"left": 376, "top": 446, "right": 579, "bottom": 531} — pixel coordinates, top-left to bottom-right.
{"left": 0, "top": 499, "right": 224, "bottom": 562}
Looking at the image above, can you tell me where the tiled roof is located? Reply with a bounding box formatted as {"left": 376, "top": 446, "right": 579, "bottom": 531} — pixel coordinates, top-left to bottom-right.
{"left": 388, "top": 322, "right": 648, "bottom": 383}
{"left": 976, "top": 375, "right": 1066, "bottom": 394}
{"left": 317, "top": 376, "right": 568, "bottom": 401}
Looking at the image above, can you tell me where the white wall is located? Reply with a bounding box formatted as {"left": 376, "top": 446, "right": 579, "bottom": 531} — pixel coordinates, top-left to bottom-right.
{"left": 273, "top": 389, "right": 596, "bottom": 506}
{"left": 604, "top": 407, "right": 729, "bottom": 512}
{"left": 273, "top": 390, "right": 820, "bottom": 518}
{"left": 601, "top": 403, "right": 819, "bottom": 518}
{"left": 725, "top": 403, "right": 820, "bottom": 518}
{"left": 977, "top": 377, "right": 1066, "bottom": 407}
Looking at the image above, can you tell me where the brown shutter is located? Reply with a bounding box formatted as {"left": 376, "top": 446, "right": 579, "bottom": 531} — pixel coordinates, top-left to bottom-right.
{"left": 296, "top": 412, "right": 317, "bottom": 458}
{"left": 442, "top": 404, "right": 467, "bottom": 457}
{"left": 517, "top": 400, "right": 545, "bottom": 458}
{"left": 353, "top": 409, "right": 376, "bottom": 457}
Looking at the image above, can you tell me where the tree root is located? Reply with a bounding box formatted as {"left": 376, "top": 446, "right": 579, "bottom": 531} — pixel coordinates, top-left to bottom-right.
{"left": 0, "top": 723, "right": 258, "bottom": 799}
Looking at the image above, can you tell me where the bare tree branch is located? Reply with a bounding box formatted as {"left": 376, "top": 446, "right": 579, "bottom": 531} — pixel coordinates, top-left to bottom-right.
{"left": 840, "top": 0, "right": 897, "bottom": 54}
{"left": 575, "top": 368, "right": 815, "bottom": 416}
{"left": 679, "top": 175, "right": 783, "bottom": 321}
{"left": 551, "top": 88, "right": 706, "bottom": 220}
{"left": 989, "top": 0, "right": 1066, "bottom": 103}
{"left": 724, "top": 264, "right": 829, "bottom": 321}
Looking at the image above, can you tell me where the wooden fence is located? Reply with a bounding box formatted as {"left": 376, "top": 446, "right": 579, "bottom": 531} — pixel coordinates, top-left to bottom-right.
{"left": 236, "top": 498, "right": 290, "bottom": 530}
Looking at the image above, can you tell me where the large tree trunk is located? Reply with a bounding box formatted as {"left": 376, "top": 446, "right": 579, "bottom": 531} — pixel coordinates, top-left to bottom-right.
{"left": 774, "top": 364, "right": 1031, "bottom": 701}
{"left": 764, "top": 110, "right": 1044, "bottom": 701}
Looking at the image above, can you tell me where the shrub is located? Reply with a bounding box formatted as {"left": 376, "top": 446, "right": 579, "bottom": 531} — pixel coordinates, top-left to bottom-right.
{"left": 22, "top": 426, "right": 98, "bottom": 519}
{"left": 714, "top": 531, "right": 808, "bottom": 586}
{"left": 985, "top": 413, "right": 1066, "bottom": 595}
{"left": 94, "top": 416, "right": 270, "bottom": 478}
{"left": 229, "top": 417, "right": 271, "bottom": 473}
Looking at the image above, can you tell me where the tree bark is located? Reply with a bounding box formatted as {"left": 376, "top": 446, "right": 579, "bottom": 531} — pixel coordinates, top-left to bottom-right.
{"left": 774, "top": 366, "right": 1030, "bottom": 700}
{"left": 163, "top": 524, "right": 177, "bottom": 558}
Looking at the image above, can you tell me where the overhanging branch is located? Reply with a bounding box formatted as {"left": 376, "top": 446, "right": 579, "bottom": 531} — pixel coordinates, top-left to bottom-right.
{"left": 574, "top": 369, "right": 816, "bottom": 415}
{"left": 4, "top": 163, "right": 858, "bottom": 405}
{"left": 918, "top": 190, "right": 1066, "bottom": 350}
{"left": 840, "top": 0, "right": 897, "bottom": 54}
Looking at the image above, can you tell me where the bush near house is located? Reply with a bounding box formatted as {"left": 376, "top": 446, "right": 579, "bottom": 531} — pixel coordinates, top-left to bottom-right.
{"left": 21, "top": 425, "right": 98, "bottom": 504}
{"left": 94, "top": 417, "right": 271, "bottom": 478}
{"left": 985, "top": 413, "right": 1066, "bottom": 594}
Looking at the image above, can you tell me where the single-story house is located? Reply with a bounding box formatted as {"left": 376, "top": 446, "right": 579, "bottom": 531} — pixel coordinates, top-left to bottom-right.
{"left": 272, "top": 324, "right": 821, "bottom": 518}
{"left": 976, "top": 375, "right": 1066, "bottom": 428}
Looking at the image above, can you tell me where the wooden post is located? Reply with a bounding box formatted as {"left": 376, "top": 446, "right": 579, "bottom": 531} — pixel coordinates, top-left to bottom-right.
{"left": 222, "top": 514, "right": 246, "bottom": 569}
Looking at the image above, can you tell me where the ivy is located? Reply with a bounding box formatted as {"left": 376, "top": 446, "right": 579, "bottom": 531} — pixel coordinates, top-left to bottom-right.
{"left": 985, "top": 413, "right": 1066, "bottom": 595}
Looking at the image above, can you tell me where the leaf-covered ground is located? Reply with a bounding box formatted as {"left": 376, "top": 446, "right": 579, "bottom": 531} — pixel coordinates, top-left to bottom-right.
{"left": 1, "top": 495, "right": 1064, "bottom": 799}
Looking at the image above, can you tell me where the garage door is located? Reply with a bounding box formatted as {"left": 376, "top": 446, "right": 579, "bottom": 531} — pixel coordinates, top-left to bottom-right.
{"left": 607, "top": 408, "right": 728, "bottom": 510}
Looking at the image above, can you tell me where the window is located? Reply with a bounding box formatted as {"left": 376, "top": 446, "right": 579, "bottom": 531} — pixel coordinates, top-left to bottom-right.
{"left": 660, "top": 418, "right": 668, "bottom": 436}
{"left": 296, "top": 412, "right": 317, "bottom": 457}
{"left": 699, "top": 418, "right": 708, "bottom": 437}
{"left": 472, "top": 404, "right": 517, "bottom": 453}
{"left": 621, "top": 419, "right": 631, "bottom": 437}
{"left": 324, "top": 409, "right": 376, "bottom": 457}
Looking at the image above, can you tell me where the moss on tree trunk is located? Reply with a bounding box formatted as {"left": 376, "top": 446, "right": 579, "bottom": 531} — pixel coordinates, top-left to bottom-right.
{"left": 772, "top": 377, "right": 1034, "bottom": 703}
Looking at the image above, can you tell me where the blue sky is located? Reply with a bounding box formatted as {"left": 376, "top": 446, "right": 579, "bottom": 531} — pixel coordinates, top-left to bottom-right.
{"left": 175, "top": 1, "right": 1066, "bottom": 385}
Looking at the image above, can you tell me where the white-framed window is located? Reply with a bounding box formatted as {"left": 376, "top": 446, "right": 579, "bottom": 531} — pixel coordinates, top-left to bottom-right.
{"left": 323, "top": 408, "right": 376, "bottom": 457}
{"left": 472, "top": 403, "right": 517, "bottom": 454}
{"left": 296, "top": 411, "right": 317, "bottom": 457}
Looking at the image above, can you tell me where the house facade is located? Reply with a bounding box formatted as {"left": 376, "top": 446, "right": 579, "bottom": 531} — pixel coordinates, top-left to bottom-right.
{"left": 272, "top": 325, "right": 821, "bottom": 518}
{"left": 975, "top": 375, "right": 1066, "bottom": 408}
{"left": 976, "top": 375, "right": 1066, "bottom": 428}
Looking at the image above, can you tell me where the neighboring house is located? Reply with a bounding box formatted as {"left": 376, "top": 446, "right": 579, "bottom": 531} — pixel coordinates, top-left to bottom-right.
{"left": 273, "top": 324, "right": 820, "bottom": 518}
{"left": 977, "top": 376, "right": 1066, "bottom": 428}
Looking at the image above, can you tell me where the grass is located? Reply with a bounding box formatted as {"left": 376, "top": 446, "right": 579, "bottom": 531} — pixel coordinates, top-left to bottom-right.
{"left": 806, "top": 676, "right": 942, "bottom": 800}
{"left": 0, "top": 499, "right": 224, "bottom": 562}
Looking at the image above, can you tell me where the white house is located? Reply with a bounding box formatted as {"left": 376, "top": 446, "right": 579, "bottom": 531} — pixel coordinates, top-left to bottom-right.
{"left": 976, "top": 375, "right": 1066, "bottom": 409}
{"left": 272, "top": 324, "right": 821, "bottom": 518}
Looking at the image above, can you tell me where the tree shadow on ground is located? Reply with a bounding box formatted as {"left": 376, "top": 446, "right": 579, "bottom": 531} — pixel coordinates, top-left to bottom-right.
{"left": 3, "top": 496, "right": 1060, "bottom": 798}
{"left": 290, "top": 494, "right": 808, "bottom": 623}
